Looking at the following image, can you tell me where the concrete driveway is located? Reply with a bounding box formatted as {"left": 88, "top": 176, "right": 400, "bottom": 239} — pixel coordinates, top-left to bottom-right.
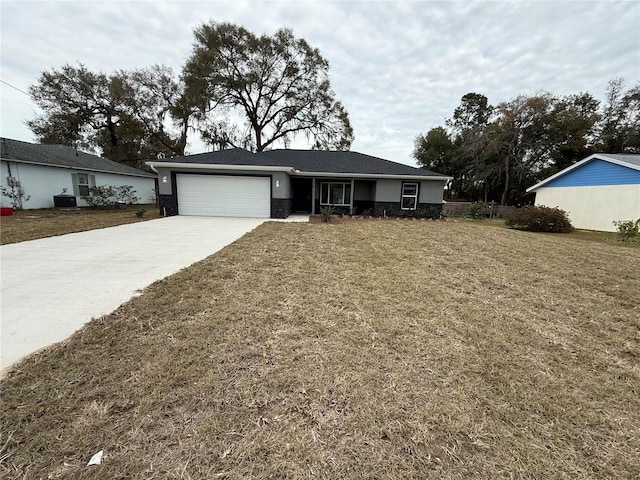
{"left": 0, "top": 215, "right": 307, "bottom": 371}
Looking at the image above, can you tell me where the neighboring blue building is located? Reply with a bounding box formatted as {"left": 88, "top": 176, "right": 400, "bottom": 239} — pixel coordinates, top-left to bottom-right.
{"left": 527, "top": 154, "right": 640, "bottom": 232}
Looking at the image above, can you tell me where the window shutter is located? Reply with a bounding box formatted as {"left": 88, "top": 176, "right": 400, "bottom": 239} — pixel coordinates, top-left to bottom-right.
{"left": 89, "top": 175, "right": 96, "bottom": 187}
{"left": 71, "top": 173, "right": 79, "bottom": 196}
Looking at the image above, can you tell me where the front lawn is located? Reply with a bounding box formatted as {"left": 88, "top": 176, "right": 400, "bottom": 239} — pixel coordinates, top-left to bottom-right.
{"left": 0, "top": 205, "right": 160, "bottom": 245}
{"left": 1, "top": 220, "right": 638, "bottom": 479}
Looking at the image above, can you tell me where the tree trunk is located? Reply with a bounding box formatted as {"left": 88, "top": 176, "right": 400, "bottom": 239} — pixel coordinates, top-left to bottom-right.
{"left": 177, "top": 116, "right": 189, "bottom": 156}
{"left": 255, "top": 126, "right": 263, "bottom": 152}
{"left": 106, "top": 115, "right": 118, "bottom": 148}
{"left": 501, "top": 157, "right": 510, "bottom": 206}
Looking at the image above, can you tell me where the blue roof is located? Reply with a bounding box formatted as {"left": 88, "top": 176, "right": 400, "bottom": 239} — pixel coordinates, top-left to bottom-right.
{"left": 527, "top": 154, "right": 640, "bottom": 192}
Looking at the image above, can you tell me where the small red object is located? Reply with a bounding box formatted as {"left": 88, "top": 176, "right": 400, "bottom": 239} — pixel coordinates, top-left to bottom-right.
{"left": 0, "top": 207, "right": 14, "bottom": 216}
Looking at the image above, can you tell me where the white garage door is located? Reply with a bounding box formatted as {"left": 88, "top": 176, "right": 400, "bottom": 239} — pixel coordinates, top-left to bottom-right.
{"left": 176, "top": 174, "right": 271, "bottom": 217}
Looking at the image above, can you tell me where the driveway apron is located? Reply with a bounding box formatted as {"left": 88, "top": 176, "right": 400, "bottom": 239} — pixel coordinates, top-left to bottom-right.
{"left": 0, "top": 216, "right": 275, "bottom": 371}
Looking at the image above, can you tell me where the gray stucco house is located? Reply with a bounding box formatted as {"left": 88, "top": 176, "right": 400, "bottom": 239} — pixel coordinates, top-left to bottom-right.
{"left": 1, "top": 137, "right": 156, "bottom": 209}
{"left": 146, "top": 148, "right": 451, "bottom": 218}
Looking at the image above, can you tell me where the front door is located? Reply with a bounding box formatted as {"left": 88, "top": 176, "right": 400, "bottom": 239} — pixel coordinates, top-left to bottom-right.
{"left": 292, "top": 178, "right": 312, "bottom": 213}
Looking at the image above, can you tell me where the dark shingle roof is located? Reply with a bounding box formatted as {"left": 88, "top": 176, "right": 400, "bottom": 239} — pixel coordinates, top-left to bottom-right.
{"left": 152, "top": 147, "right": 268, "bottom": 167}
{"left": 260, "top": 149, "right": 448, "bottom": 177}
{"left": 152, "top": 147, "right": 449, "bottom": 178}
{"left": 0, "top": 138, "right": 155, "bottom": 178}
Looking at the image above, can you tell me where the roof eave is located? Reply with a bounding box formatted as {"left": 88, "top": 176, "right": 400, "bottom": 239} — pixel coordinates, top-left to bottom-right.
{"left": 145, "top": 161, "right": 295, "bottom": 173}
{"left": 596, "top": 154, "right": 640, "bottom": 171}
{"left": 145, "top": 162, "right": 451, "bottom": 181}
{"left": 292, "top": 170, "right": 452, "bottom": 181}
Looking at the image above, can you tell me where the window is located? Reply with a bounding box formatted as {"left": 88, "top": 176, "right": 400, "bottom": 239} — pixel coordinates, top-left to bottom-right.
{"left": 401, "top": 182, "right": 419, "bottom": 210}
{"left": 320, "top": 182, "right": 351, "bottom": 206}
{"left": 72, "top": 173, "right": 95, "bottom": 196}
{"left": 77, "top": 173, "right": 90, "bottom": 196}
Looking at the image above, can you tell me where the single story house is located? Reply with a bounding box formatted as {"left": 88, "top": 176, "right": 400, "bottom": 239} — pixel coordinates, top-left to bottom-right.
{"left": 0, "top": 137, "right": 156, "bottom": 209}
{"left": 145, "top": 148, "right": 452, "bottom": 219}
{"left": 526, "top": 153, "right": 640, "bottom": 232}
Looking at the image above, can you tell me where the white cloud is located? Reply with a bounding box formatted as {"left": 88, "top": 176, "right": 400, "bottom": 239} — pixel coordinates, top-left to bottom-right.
{"left": 1, "top": 0, "right": 638, "bottom": 166}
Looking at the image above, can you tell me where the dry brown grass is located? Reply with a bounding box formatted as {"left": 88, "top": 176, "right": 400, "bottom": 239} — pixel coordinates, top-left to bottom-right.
{"left": 1, "top": 220, "right": 639, "bottom": 479}
{"left": 473, "top": 218, "right": 632, "bottom": 245}
{"left": 0, "top": 205, "right": 160, "bottom": 245}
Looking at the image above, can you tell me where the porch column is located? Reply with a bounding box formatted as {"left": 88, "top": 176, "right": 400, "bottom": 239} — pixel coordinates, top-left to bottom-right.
{"left": 311, "top": 178, "right": 316, "bottom": 215}
{"left": 350, "top": 178, "right": 355, "bottom": 214}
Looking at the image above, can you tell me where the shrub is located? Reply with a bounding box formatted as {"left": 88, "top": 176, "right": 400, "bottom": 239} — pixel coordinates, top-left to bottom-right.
{"left": 468, "top": 201, "right": 487, "bottom": 220}
{"left": 426, "top": 206, "right": 441, "bottom": 219}
{"left": 83, "top": 185, "right": 139, "bottom": 208}
{"left": 505, "top": 206, "right": 574, "bottom": 233}
{"left": 114, "top": 185, "right": 139, "bottom": 204}
{"left": 320, "top": 206, "right": 334, "bottom": 222}
{"left": 402, "top": 208, "right": 425, "bottom": 219}
{"left": 612, "top": 219, "right": 640, "bottom": 242}
{"left": 0, "top": 185, "right": 30, "bottom": 210}
{"left": 83, "top": 186, "right": 115, "bottom": 207}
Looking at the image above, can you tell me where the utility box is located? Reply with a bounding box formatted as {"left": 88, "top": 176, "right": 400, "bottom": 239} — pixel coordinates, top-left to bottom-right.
{"left": 53, "top": 194, "right": 77, "bottom": 208}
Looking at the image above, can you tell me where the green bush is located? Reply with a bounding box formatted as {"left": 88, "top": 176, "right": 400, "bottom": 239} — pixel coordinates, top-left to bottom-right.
{"left": 82, "top": 185, "right": 114, "bottom": 207}
{"left": 468, "top": 201, "right": 487, "bottom": 220}
{"left": 83, "top": 185, "right": 139, "bottom": 208}
{"left": 426, "top": 206, "right": 442, "bottom": 219}
{"left": 320, "top": 206, "right": 334, "bottom": 222}
{"left": 114, "top": 185, "right": 139, "bottom": 204}
{"left": 505, "top": 206, "right": 574, "bottom": 233}
{"left": 612, "top": 219, "right": 640, "bottom": 242}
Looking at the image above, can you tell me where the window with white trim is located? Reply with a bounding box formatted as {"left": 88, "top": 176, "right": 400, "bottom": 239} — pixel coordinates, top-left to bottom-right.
{"left": 320, "top": 182, "right": 351, "bottom": 206}
{"left": 76, "top": 173, "right": 90, "bottom": 196}
{"left": 401, "top": 182, "right": 419, "bottom": 210}
{"left": 71, "top": 173, "right": 95, "bottom": 197}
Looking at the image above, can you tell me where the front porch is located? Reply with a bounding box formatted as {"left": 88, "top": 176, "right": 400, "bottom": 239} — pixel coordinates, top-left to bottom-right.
{"left": 291, "top": 178, "right": 376, "bottom": 215}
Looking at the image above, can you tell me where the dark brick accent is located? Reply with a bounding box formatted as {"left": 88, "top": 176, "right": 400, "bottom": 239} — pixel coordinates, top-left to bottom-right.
{"left": 373, "top": 201, "right": 402, "bottom": 217}
{"left": 418, "top": 203, "right": 444, "bottom": 219}
{"left": 271, "top": 198, "right": 293, "bottom": 219}
{"left": 159, "top": 194, "right": 178, "bottom": 216}
{"left": 373, "top": 202, "right": 443, "bottom": 218}
{"left": 353, "top": 200, "right": 374, "bottom": 215}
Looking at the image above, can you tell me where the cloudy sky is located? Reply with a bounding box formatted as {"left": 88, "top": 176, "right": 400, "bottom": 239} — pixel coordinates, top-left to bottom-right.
{"left": 1, "top": 0, "right": 639, "bottom": 166}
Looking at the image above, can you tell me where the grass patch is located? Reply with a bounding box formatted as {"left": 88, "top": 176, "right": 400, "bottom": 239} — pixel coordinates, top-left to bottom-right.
{"left": 1, "top": 220, "right": 639, "bottom": 478}
{"left": 0, "top": 205, "right": 160, "bottom": 245}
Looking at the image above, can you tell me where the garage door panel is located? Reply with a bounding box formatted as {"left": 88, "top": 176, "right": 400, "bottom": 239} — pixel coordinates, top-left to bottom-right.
{"left": 176, "top": 174, "right": 271, "bottom": 217}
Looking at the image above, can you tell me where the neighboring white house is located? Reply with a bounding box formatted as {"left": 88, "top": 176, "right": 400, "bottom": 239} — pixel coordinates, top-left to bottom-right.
{"left": 0, "top": 137, "right": 156, "bottom": 209}
{"left": 526, "top": 153, "right": 640, "bottom": 232}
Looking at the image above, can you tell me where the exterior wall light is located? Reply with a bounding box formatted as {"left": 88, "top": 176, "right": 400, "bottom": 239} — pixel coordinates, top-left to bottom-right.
{"left": 162, "top": 176, "right": 168, "bottom": 183}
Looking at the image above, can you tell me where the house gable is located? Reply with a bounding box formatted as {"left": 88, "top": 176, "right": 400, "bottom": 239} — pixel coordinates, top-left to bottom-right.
{"left": 544, "top": 158, "right": 640, "bottom": 188}
{"left": 527, "top": 153, "right": 640, "bottom": 192}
